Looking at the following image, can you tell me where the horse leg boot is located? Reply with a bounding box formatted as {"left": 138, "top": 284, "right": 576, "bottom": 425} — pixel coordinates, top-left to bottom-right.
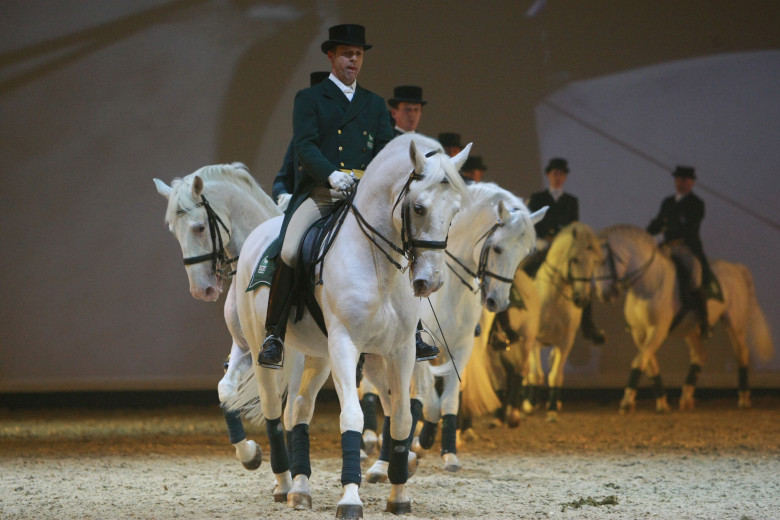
{"left": 257, "top": 261, "right": 295, "bottom": 369}
{"left": 415, "top": 320, "right": 439, "bottom": 361}
{"left": 579, "top": 301, "right": 606, "bottom": 345}
{"left": 222, "top": 405, "right": 263, "bottom": 470}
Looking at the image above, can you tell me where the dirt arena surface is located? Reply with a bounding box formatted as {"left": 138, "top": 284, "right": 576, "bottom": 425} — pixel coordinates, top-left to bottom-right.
{"left": 1, "top": 394, "right": 778, "bottom": 520}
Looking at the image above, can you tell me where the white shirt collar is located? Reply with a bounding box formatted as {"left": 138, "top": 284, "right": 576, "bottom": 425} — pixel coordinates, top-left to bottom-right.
{"left": 675, "top": 191, "right": 691, "bottom": 202}
{"left": 395, "top": 126, "right": 415, "bottom": 134}
{"left": 329, "top": 73, "right": 356, "bottom": 101}
{"left": 548, "top": 187, "right": 564, "bottom": 202}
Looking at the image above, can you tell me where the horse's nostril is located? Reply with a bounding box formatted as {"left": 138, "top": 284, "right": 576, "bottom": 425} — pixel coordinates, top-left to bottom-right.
{"left": 413, "top": 279, "right": 429, "bottom": 296}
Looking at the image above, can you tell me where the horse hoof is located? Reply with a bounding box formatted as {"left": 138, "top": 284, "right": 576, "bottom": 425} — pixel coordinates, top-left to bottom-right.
{"left": 385, "top": 500, "right": 412, "bottom": 515}
{"left": 366, "top": 460, "right": 389, "bottom": 484}
{"left": 506, "top": 408, "right": 523, "bottom": 428}
{"left": 655, "top": 397, "right": 670, "bottom": 414}
{"left": 363, "top": 429, "right": 377, "bottom": 454}
{"left": 241, "top": 443, "right": 263, "bottom": 470}
{"left": 738, "top": 390, "right": 752, "bottom": 409}
{"left": 407, "top": 451, "right": 418, "bottom": 478}
{"left": 287, "top": 492, "right": 312, "bottom": 510}
{"left": 522, "top": 400, "right": 535, "bottom": 415}
{"left": 335, "top": 504, "right": 363, "bottom": 520}
{"left": 273, "top": 492, "right": 287, "bottom": 503}
{"left": 545, "top": 411, "right": 558, "bottom": 423}
{"left": 442, "top": 453, "right": 461, "bottom": 472}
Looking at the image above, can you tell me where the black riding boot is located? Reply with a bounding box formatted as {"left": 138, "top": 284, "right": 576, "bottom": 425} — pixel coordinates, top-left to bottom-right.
{"left": 416, "top": 320, "right": 439, "bottom": 361}
{"left": 580, "top": 301, "right": 606, "bottom": 345}
{"left": 257, "top": 261, "right": 295, "bottom": 369}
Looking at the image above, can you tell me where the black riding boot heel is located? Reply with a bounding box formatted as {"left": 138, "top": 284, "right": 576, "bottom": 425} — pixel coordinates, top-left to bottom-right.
{"left": 258, "top": 261, "right": 296, "bottom": 369}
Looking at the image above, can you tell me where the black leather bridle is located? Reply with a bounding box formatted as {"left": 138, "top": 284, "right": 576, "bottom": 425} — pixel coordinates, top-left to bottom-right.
{"left": 177, "top": 194, "right": 238, "bottom": 278}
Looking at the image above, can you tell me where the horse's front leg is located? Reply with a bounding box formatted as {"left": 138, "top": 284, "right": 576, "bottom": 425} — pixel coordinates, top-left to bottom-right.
{"left": 680, "top": 332, "right": 706, "bottom": 411}
{"left": 327, "top": 330, "right": 364, "bottom": 520}
{"left": 287, "top": 354, "right": 331, "bottom": 510}
{"left": 439, "top": 365, "right": 463, "bottom": 472}
{"left": 624, "top": 322, "right": 670, "bottom": 414}
{"left": 384, "top": 351, "right": 415, "bottom": 515}
{"left": 545, "top": 325, "right": 578, "bottom": 422}
{"left": 219, "top": 342, "right": 262, "bottom": 470}
{"left": 523, "top": 341, "right": 544, "bottom": 414}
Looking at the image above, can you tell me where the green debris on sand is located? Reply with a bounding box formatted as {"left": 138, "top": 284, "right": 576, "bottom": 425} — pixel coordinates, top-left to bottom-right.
{"left": 561, "top": 495, "right": 619, "bottom": 512}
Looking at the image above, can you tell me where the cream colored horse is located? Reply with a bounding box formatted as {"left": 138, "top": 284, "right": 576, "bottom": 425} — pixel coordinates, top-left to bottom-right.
{"left": 594, "top": 224, "right": 773, "bottom": 412}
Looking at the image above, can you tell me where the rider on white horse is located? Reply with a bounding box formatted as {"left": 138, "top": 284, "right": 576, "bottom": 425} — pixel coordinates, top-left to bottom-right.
{"left": 258, "top": 24, "right": 437, "bottom": 370}
{"left": 646, "top": 165, "right": 715, "bottom": 339}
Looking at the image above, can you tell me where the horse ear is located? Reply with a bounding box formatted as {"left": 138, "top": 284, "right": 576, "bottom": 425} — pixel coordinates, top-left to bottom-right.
{"left": 192, "top": 175, "right": 204, "bottom": 198}
{"left": 451, "top": 142, "right": 473, "bottom": 171}
{"left": 154, "top": 178, "right": 172, "bottom": 200}
{"left": 497, "top": 199, "right": 510, "bottom": 223}
{"left": 410, "top": 138, "right": 426, "bottom": 173}
{"left": 529, "top": 206, "right": 548, "bottom": 225}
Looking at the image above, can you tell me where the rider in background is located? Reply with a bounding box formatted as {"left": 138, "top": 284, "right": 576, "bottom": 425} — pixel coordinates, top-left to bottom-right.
{"left": 388, "top": 85, "right": 426, "bottom": 136}
{"left": 517, "top": 157, "right": 606, "bottom": 345}
{"left": 459, "top": 155, "right": 487, "bottom": 184}
{"left": 646, "top": 165, "right": 714, "bottom": 338}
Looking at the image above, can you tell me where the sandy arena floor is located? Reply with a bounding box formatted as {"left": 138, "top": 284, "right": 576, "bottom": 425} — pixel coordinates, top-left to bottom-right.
{"left": 1, "top": 394, "right": 778, "bottom": 520}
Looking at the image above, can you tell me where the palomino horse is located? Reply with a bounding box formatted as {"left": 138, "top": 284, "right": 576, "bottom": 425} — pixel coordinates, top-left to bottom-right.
{"left": 154, "top": 163, "right": 282, "bottom": 470}
{"left": 593, "top": 224, "right": 773, "bottom": 412}
{"left": 231, "top": 134, "right": 469, "bottom": 518}
{"left": 404, "top": 183, "right": 544, "bottom": 472}
{"left": 461, "top": 222, "right": 604, "bottom": 423}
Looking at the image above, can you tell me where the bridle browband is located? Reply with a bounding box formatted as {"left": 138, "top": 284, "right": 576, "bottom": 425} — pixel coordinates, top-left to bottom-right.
{"left": 177, "top": 194, "right": 238, "bottom": 278}
{"left": 445, "top": 220, "right": 515, "bottom": 300}
{"left": 347, "top": 150, "right": 449, "bottom": 272}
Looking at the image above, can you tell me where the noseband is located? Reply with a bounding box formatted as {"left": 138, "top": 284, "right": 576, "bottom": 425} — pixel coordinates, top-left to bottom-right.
{"left": 348, "top": 150, "right": 449, "bottom": 272}
{"left": 593, "top": 240, "right": 657, "bottom": 296}
{"left": 177, "top": 194, "right": 238, "bottom": 278}
{"left": 445, "top": 220, "right": 515, "bottom": 301}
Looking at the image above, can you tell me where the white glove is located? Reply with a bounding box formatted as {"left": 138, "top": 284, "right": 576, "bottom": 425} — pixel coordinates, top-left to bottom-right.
{"left": 535, "top": 238, "right": 549, "bottom": 251}
{"left": 328, "top": 170, "right": 356, "bottom": 191}
{"left": 276, "top": 193, "right": 291, "bottom": 212}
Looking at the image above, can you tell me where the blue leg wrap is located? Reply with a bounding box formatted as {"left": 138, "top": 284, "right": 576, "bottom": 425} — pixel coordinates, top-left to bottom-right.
{"left": 651, "top": 375, "right": 665, "bottom": 399}
{"left": 378, "top": 416, "right": 391, "bottom": 462}
{"left": 441, "top": 414, "right": 457, "bottom": 455}
{"left": 221, "top": 405, "right": 246, "bottom": 445}
{"left": 340, "top": 430, "right": 362, "bottom": 486}
{"left": 361, "top": 393, "right": 379, "bottom": 432}
{"left": 387, "top": 436, "right": 409, "bottom": 484}
{"left": 628, "top": 368, "right": 642, "bottom": 389}
{"left": 265, "top": 417, "right": 289, "bottom": 474}
{"left": 290, "top": 423, "right": 311, "bottom": 478}
{"left": 685, "top": 364, "right": 702, "bottom": 386}
{"left": 738, "top": 367, "right": 749, "bottom": 391}
{"left": 418, "top": 420, "right": 438, "bottom": 450}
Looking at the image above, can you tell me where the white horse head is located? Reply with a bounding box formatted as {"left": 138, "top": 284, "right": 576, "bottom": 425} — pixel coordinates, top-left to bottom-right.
{"left": 545, "top": 221, "right": 604, "bottom": 308}
{"left": 451, "top": 182, "right": 547, "bottom": 312}
{"left": 594, "top": 224, "right": 659, "bottom": 302}
{"left": 154, "top": 162, "right": 280, "bottom": 301}
{"left": 354, "top": 133, "right": 470, "bottom": 297}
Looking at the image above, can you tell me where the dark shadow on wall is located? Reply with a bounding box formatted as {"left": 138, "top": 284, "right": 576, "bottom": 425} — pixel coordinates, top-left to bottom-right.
{"left": 215, "top": 1, "right": 320, "bottom": 172}
{"left": 0, "top": 0, "right": 209, "bottom": 96}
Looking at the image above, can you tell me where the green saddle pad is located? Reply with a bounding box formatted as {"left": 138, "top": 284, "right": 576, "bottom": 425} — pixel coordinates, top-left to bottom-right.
{"left": 246, "top": 236, "right": 282, "bottom": 292}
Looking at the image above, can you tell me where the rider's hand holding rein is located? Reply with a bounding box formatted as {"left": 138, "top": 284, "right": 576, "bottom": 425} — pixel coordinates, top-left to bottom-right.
{"left": 329, "top": 170, "right": 357, "bottom": 191}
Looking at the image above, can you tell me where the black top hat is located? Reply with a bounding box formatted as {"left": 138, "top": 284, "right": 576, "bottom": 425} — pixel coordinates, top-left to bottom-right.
{"left": 672, "top": 165, "right": 696, "bottom": 179}
{"left": 321, "top": 24, "right": 372, "bottom": 54}
{"left": 310, "top": 71, "right": 330, "bottom": 86}
{"left": 545, "top": 157, "right": 569, "bottom": 173}
{"left": 388, "top": 85, "right": 427, "bottom": 108}
{"left": 438, "top": 133, "right": 462, "bottom": 149}
{"left": 462, "top": 156, "right": 487, "bottom": 171}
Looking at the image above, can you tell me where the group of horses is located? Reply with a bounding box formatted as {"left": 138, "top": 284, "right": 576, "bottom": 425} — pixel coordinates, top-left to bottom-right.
{"left": 154, "top": 134, "right": 772, "bottom": 519}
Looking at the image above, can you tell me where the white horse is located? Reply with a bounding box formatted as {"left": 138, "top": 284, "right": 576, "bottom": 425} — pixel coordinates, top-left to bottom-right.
{"left": 461, "top": 222, "right": 604, "bottom": 424}
{"left": 232, "top": 134, "right": 469, "bottom": 518}
{"left": 154, "top": 162, "right": 283, "bottom": 470}
{"left": 396, "top": 183, "right": 544, "bottom": 473}
{"left": 593, "top": 224, "right": 774, "bottom": 412}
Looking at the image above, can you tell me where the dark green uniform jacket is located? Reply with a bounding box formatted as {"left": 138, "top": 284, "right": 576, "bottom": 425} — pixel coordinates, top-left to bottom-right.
{"left": 528, "top": 190, "right": 579, "bottom": 241}
{"left": 646, "top": 192, "right": 705, "bottom": 257}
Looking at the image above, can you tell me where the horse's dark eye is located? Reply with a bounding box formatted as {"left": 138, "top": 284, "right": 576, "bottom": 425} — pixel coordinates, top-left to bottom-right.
{"left": 571, "top": 257, "right": 579, "bottom": 264}
{"left": 195, "top": 223, "right": 206, "bottom": 233}
{"left": 413, "top": 203, "right": 425, "bottom": 216}
{"left": 493, "top": 245, "right": 503, "bottom": 254}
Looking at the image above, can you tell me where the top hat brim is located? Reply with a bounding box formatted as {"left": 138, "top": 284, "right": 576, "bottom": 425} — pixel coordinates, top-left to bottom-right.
{"left": 321, "top": 41, "right": 373, "bottom": 53}
{"left": 389, "top": 98, "right": 427, "bottom": 106}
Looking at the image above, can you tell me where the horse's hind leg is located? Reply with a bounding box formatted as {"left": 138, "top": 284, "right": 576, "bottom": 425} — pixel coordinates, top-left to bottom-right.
{"left": 725, "top": 324, "right": 752, "bottom": 408}
{"left": 287, "top": 355, "right": 331, "bottom": 510}
{"left": 680, "top": 333, "right": 706, "bottom": 411}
